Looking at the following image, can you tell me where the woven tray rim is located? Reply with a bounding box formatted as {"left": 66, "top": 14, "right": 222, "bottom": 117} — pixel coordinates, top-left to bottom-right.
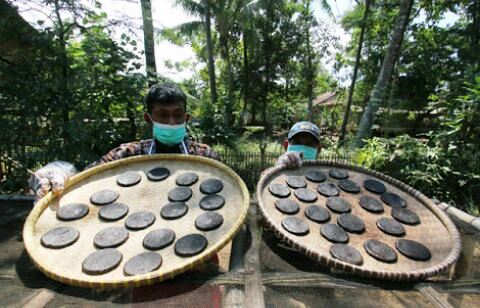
{"left": 23, "top": 154, "right": 250, "bottom": 288}
{"left": 256, "top": 160, "right": 462, "bottom": 281}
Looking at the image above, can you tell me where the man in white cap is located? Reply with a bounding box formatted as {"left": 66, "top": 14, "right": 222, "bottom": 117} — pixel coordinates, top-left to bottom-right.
{"left": 276, "top": 121, "right": 322, "bottom": 168}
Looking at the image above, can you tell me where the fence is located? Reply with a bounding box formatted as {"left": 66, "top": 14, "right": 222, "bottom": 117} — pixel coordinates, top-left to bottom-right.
{"left": 1, "top": 144, "right": 353, "bottom": 194}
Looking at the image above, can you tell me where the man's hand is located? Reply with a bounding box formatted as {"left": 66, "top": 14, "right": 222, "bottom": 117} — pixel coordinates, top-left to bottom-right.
{"left": 28, "top": 161, "right": 77, "bottom": 203}
{"left": 276, "top": 152, "right": 303, "bottom": 169}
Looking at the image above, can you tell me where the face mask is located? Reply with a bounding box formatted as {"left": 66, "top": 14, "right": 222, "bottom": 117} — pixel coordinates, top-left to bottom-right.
{"left": 149, "top": 115, "right": 186, "bottom": 146}
{"left": 287, "top": 144, "right": 318, "bottom": 160}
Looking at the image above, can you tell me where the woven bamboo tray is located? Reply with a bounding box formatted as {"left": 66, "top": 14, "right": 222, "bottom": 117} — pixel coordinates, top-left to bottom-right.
{"left": 23, "top": 155, "right": 249, "bottom": 288}
{"left": 256, "top": 161, "right": 461, "bottom": 281}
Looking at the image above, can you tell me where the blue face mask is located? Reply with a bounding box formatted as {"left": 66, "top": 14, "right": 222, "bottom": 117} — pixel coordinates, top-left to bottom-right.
{"left": 150, "top": 119, "right": 187, "bottom": 146}
{"left": 287, "top": 144, "right": 318, "bottom": 160}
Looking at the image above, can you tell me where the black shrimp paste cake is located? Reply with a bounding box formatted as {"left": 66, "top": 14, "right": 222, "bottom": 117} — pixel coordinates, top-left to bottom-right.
{"left": 376, "top": 217, "right": 406, "bottom": 236}
{"left": 82, "top": 248, "right": 122, "bottom": 275}
{"left": 99, "top": 203, "right": 129, "bottom": 221}
{"left": 176, "top": 172, "right": 199, "bottom": 186}
{"left": 364, "top": 239, "right": 397, "bottom": 263}
{"left": 195, "top": 212, "right": 224, "bottom": 231}
{"left": 395, "top": 239, "right": 431, "bottom": 261}
{"left": 317, "top": 183, "right": 339, "bottom": 197}
{"left": 275, "top": 199, "right": 300, "bottom": 215}
{"left": 147, "top": 167, "right": 170, "bottom": 181}
{"left": 174, "top": 234, "right": 208, "bottom": 257}
{"left": 94, "top": 226, "right": 129, "bottom": 248}
{"left": 143, "top": 228, "right": 176, "bottom": 250}
{"left": 305, "top": 205, "right": 331, "bottom": 223}
{"left": 41, "top": 226, "right": 80, "bottom": 249}
{"left": 56, "top": 203, "right": 89, "bottom": 221}
{"left": 116, "top": 171, "right": 141, "bottom": 187}
{"left": 90, "top": 189, "right": 119, "bottom": 206}
{"left": 161, "top": 202, "right": 188, "bottom": 220}
{"left": 124, "top": 252, "right": 162, "bottom": 276}
{"left": 281, "top": 217, "right": 310, "bottom": 236}
{"left": 200, "top": 179, "right": 224, "bottom": 194}
{"left": 269, "top": 183, "right": 291, "bottom": 198}
{"left": 199, "top": 194, "right": 225, "bottom": 210}
{"left": 125, "top": 211, "right": 156, "bottom": 230}
{"left": 330, "top": 244, "right": 363, "bottom": 265}
{"left": 321, "top": 224, "right": 349, "bottom": 243}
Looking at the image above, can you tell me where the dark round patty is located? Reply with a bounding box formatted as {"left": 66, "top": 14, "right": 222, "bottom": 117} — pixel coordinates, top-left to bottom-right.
{"left": 56, "top": 203, "right": 89, "bottom": 221}
{"left": 305, "top": 205, "right": 330, "bottom": 223}
{"left": 147, "top": 167, "right": 170, "bottom": 181}
{"left": 98, "top": 203, "right": 129, "bottom": 221}
{"left": 90, "top": 189, "right": 119, "bottom": 206}
{"left": 326, "top": 197, "right": 351, "bottom": 213}
{"left": 41, "top": 226, "right": 80, "bottom": 249}
{"left": 174, "top": 234, "right": 208, "bottom": 257}
{"left": 363, "top": 179, "right": 386, "bottom": 194}
{"left": 329, "top": 169, "right": 349, "bottom": 179}
{"left": 161, "top": 202, "right": 188, "bottom": 220}
{"left": 269, "top": 183, "right": 291, "bottom": 198}
{"left": 329, "top": 244, "right": 363, "bottom": 265}
{"left": 195, "top": 212, "right": 224, "bottom": 231}
{"left": 338, "top": 179, "right": 361, "bottom": 193}
{"left": 168, "top": 187, "right": 193, "bottom": 202}
{"left": 317, "top": 183, "right": 339, "bottom": 197}
{"left": 364, "top": 239, "right": 397, "bottom": 263}
{"left": 376, "top": 217, "right": 405, "bottom": 236}
{"left": 200, "top": 179, "right": 224, "bottom": 194}
{"left": 281, "top": 217, "right": 310, "bottom": 236}
{"left": 275, "top": 199, "right": 300, "bottom": 214}
{"left": 125, "top": 211, "right": 156, "bottom": 230}
{"left": 98, "top": 202, "right": 128, "bottom": 221}
{"left": 395, "top": 239, "right": 431, "bottom": 261}
{"left": 294, "top": 188, "right": 318, "bottom": 203}
{"left": 94, "top": 226, "right": 129, "bottom": 248}
{"left": 305, "top": 170, "right": 326, "bottom": 183}
{"left": 116, "top": 171, "right": 141, "bottom": 187}
{"left": 391, "top": 207, "right": 421, "bottom": 225}
{"left": 143, "top": 228, "right": 176, "bottom": 250}
{"left": 359, "top": 196, "right": 384, "bottom": 213}
{"left": 82, "top": 248, "right": 122, "bottom": 275}
{"left": 337, "top": 214, "right": 365, "bottom": 233}
{"left": 286, "top": 176, "right": 307, "bottom": 189}
{"left": 124, "top": 252, "right": 162, "bottom": 276}
{"left": 381, "top": 192, "right": 407, "bottom": 208}
{"left": 176, "top": 172, "right": 199, "bottom": 186}
{"left": 199, "top": 194, "right": 225, "bottom": 211}
{"left": 320, "top": 224, "right": 349, "bottom": 243}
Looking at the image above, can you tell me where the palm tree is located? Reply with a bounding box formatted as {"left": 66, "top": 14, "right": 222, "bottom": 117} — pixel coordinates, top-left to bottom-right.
{"left": 355, "top": 0, "right": 414, "bottom": 146}
{"left": 174, "top": 0, "right": 217, "bottom": 104}
{"left": 140, "top": 0, "right": 157, "bottom": 87}
{"left": 339, "top": 0, "right": 371, "bottom": 145}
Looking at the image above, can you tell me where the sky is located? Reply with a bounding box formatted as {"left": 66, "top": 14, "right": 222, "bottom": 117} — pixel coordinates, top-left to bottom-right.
{"left": 14, "top": 0, "right": 460, "bottom": 84}
{"left": 15, "top": 0, "right": 354, "bottom": 82}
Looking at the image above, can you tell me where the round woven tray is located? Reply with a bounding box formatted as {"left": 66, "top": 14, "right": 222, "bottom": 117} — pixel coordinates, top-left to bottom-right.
{"left": 256, "top": 160, "right": 461, "bottom": 281}
{"left": 23, "top": 155, "right": 249, "bottom": 288}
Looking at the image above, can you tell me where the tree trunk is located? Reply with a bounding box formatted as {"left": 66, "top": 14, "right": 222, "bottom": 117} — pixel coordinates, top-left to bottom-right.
{"left": 240, "top": 31, "right": 249, "bottom": 127}
{"left": 140, "top": 0, "right": 157, "bottom": 87}
{"left": 355, "top": 0, "right": 413, "bottom": 147}
{"left": 220, "top": 33, "right": 234, "bottom": 128}
{"left": 305, "top": 0, "right": 314, "bottom": 123}
{"left": 53, "top": 0, "right": 70, "bottom": 152}
{"left": 204, "top": 1, "right": 217, "bottom": 104}
{"left": 339, "top": 0, "right": 371, "bottom": 146}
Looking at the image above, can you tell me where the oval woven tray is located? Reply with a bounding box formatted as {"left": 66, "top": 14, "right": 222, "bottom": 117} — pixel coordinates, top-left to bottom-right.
{"left": 256, "top": 161, "right": 461, "bottom": 281}
{"left": 23, "top": 155, "right": 249, "bottom": 288}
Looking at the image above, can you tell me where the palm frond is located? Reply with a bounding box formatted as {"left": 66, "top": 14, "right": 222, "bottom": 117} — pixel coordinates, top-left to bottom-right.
{"left": 174, "top": 0, "right": 204, "bottom": 17}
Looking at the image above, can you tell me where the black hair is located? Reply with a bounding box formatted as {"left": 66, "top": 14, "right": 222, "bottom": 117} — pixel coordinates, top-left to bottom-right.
{"left": 144, "top": 83, "right": 187, "bottom": 113}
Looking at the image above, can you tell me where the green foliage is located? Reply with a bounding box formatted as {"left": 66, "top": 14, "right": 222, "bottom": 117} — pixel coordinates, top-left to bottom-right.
{"left": 356, "top": 77, "right": 480, "bottom": 214}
